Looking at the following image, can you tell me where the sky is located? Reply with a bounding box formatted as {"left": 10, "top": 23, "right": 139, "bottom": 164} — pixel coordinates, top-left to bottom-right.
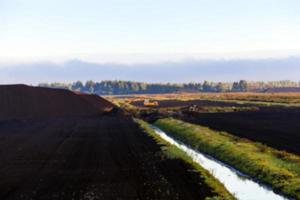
{"left": 1, "top": 0, "right": 300, "bottom": 63}
{"left": 0, "top": 0, "right": 300, "bottom": 83}
{"left": 1, "top": 58, "right": 300, "bottom": 84}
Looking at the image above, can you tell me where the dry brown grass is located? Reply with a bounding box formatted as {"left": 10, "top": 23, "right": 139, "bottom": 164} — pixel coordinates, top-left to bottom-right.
{"left": 108, "top": 92, "right": 300, "bottom": 107}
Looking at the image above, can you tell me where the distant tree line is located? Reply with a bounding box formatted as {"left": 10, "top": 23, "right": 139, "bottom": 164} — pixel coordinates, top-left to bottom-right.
{"left": 38, "top": 80, "right": 300, "bottom": 95}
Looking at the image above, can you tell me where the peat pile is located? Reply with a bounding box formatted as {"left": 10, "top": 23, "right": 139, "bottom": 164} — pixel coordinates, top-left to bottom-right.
{"left": 77, "top": 93, "right": 114, "bottom": 113}
{"left": 0, "top": 84, "right": 114, "bottom": 120}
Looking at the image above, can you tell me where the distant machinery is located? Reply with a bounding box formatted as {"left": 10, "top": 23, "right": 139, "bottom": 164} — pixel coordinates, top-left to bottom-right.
{"left": 143, "top": 99, "right": 159, "bottom": 107}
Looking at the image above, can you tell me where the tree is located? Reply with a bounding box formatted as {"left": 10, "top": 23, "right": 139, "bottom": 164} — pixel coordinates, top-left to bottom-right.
{"left": 239, "top": 80, "right": 248, "bottom": 92}
{"left": 232, "top": 80, "right": 248, "bottom": 92}
{"left": 202, "top": 81, "right": 212, "bottom": 92}
{"left": 216, "top": 82, "right": 227, "bottom": 92}
{"left": 85, "top": 80, "right": 96, "bottom": 93}
{"left": 72, "top": 81, "right": 83, "bottom": 91}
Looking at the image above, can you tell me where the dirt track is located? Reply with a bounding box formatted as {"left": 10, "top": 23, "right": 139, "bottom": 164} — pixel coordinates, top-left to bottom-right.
{"left": 0, "top": 115, "right": 217, "bottom": 200}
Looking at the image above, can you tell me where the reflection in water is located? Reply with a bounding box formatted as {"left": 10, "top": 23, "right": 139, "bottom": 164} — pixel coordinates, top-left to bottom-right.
{"left": 150, "top": 125, "right": 289, "bottom": 200}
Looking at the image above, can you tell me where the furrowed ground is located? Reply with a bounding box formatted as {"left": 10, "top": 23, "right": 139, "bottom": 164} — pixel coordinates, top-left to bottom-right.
{"left": 113, "top": 92, "right": 300, "bottom": 155}
{"left": 0, "top": 85, "right": 232, "bottom": 200}
{"left": 154, "top": 118, "right": 300, "bottom": 200}
{"left": 0, "top": 115, "right": 230, "bottom": 200}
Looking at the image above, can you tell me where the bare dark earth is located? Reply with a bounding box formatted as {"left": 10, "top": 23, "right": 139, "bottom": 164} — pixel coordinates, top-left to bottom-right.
{"left": 0, "top": 114, "right": 217, "bottom": 200}
{"left": 132, "top": 99, "right": 253, "bottom": 108}
{"left": 133, "top": 98, "right": 300, "bottom": 155}
{"left": 181, "top": 109, "right": 300, "bottom": 155}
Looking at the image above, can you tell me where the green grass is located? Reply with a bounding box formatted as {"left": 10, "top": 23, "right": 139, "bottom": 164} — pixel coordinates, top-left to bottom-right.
{"left": 135, "top": 119, "right": 236, "bottom": 200}
{"left": 154, "top": 118, "right": 300, "bottom": 200}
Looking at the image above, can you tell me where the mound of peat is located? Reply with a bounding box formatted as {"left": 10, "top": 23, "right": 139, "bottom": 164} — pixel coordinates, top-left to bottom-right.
{"left": 0, "top": 85, "right": 114, "bottom": 119}
{"left": 77, "top": 93, "right": 114, "bottom": 112}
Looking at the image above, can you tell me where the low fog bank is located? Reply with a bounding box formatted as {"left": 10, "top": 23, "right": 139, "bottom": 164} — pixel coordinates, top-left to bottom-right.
{"left": 1, "top": 57, "right": 299, "bottom": 84}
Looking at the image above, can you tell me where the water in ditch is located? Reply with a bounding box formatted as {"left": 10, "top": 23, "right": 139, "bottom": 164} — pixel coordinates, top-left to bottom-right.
{"left": 150, "top": 125, "right": 289, "bottom": 200}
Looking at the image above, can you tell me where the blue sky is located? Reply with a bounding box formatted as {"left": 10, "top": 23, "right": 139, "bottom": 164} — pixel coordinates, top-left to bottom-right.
{"left": 1, "top": 0, "right": 300, "bottom": 63}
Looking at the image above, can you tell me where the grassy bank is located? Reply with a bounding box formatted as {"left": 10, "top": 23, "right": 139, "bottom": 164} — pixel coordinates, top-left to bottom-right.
{"left": 135, "top": 119, "right": 235, "bottom": 200}
{"left": 155, "top": 118, "right": 300, "bottom": 200}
